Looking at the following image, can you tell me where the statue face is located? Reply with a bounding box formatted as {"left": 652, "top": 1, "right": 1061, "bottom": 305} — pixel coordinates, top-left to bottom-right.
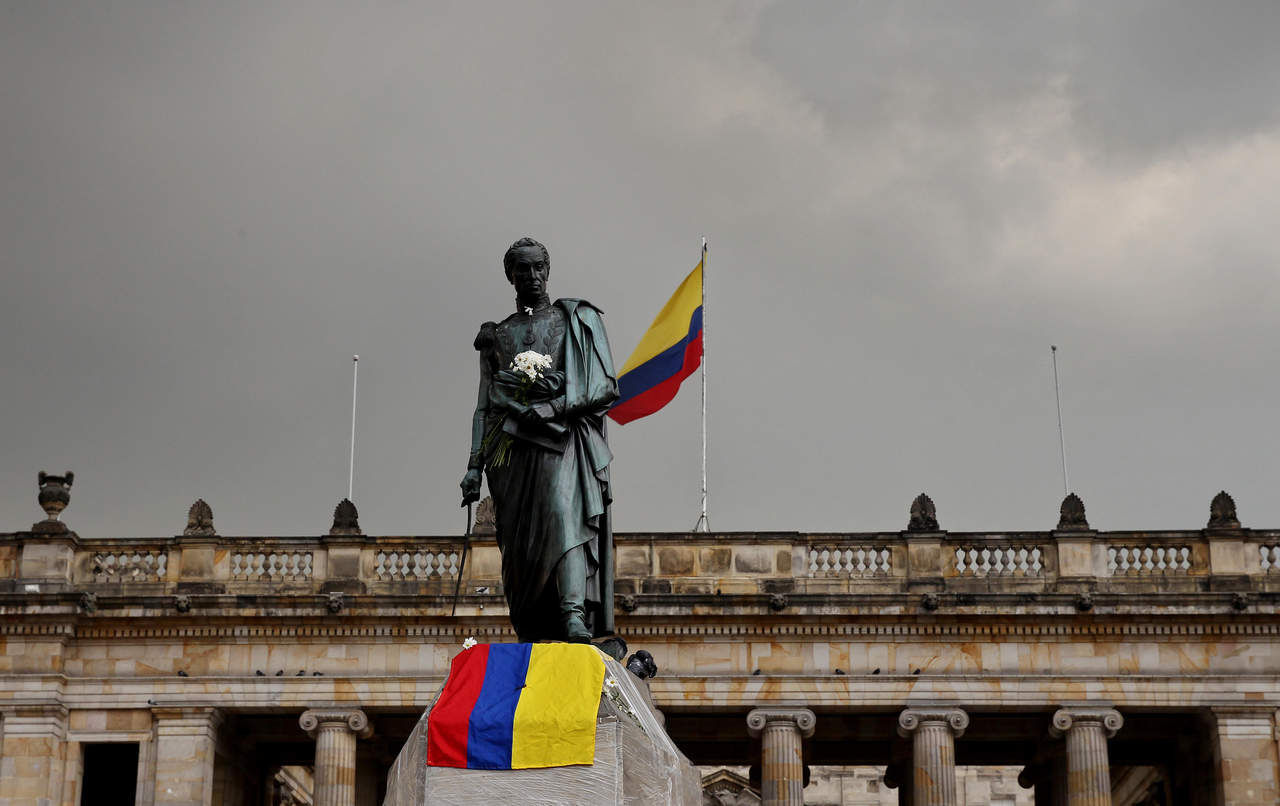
{"left": 507, "top": 246, "right": 549, "bottom": 298}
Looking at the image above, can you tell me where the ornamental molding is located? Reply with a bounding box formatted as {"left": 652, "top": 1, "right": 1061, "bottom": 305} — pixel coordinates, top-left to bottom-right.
{"left": 0, "top": 624, "right": 76, "bottom": 638}
{"left": 745, "top": 707, "right": 816, "bottom": 738}
{"left": 1050, "top": 707, "right": 1123, "bottom": 739}
{"left": 299, "top": 708, "right": 372, "bottom": 739}
{"left": 897, "top": 707, "right": 969, "bottom": 737}
{"left": 11, "top": 619, "right": 1280, "bottom": 643}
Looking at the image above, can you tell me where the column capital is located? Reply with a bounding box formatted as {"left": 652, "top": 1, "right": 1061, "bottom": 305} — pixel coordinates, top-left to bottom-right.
{"left": 746, "top": 707, "right": 816, "bottom": 739}
{"left": 897, "top": 707, "right": 968, "bottom": 738}
{"left": 1050, "top": 707, "right": 1123, "bottom": 739}
{"left": 300, "top": 708, "right": 373, "bottom": 740}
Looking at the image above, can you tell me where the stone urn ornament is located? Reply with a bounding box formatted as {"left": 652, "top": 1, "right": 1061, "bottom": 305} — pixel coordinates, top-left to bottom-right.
{"left": 33, "top": 471, "right": 74, "bottom": 533}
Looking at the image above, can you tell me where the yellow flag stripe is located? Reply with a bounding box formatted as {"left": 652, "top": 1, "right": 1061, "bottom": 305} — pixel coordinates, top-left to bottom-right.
{"left": 618, "top": 262, "right": 703, "bottom": 375}
{"left": 510, "top": 643, "right": 606, "bottom": 769}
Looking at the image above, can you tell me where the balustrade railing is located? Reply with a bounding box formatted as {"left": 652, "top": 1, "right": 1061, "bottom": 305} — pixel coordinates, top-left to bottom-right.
{"left": 91, "top": 549, "right": 167, "bottom": 582}
{"left": 1107, "top": 544, "right": 1194, "bottom": 575}
{"left": 8, "top": 528, "right": 1276, "bottom": 597}
{"left": 1259, "top": 544, "right": 1280, "bottom": 573}
{"left": 374, "top": 549, "right": 460, "bottom": 580}
{"left": 808, "top": 545, "right": 892, "bottom": 576}
{"left": 953, "top": 544, "right": 1045, "bottom": 577}
{"left": 231, "top": 549, "right": 314, "bottom": 581}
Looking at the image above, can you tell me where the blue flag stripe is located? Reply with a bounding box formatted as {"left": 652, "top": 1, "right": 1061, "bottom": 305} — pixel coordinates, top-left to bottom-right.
{"left": 465, "top": 643, "right": 532, "bottom": 769}
{"left": 615, "top": 305, "right": 702, "bottom": 404}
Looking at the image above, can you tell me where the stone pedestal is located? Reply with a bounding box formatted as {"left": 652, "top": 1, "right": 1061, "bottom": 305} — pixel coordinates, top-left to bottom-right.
{"left": 897, "top": 707, "right": 968, "bottom": 806}
{"left": 154, "top": 706, "right": 222, "bottom": 806}
{"left": 18, "top": 535, "right": 77, "bottom": 588}
{"left": 1211, "top": 707, "right": 1280, "bottom": 806}
{"left": 382, "top": 654, "right": 700, "bottom": 806}
{"left": 300, "top": 709, "right": 373, "bottom": 806}
{"left": 746, "top": 707, "right": 816, "bottom": 806}
{"left": 1049, "top": 708, "right": 1122, "bottom": 806}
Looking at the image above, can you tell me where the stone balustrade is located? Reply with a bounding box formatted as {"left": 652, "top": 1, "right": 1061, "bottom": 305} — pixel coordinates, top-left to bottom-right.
{"left": 951, "top": 539, "right": 1045, "bottom": 578}
{"left": 91, "top": 548, "right": 168, "bottom": 582}
{"left": 3, "top": 527, "right": 1280, "bottom": 605}
{"left": 1107, "top": 541, "right": 1195, "bottom": 575}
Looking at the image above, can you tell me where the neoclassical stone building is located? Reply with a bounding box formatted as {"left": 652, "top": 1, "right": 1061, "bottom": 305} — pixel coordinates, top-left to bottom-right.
{"left": 1, "top": 476, "right": 1277, "bottom": 806}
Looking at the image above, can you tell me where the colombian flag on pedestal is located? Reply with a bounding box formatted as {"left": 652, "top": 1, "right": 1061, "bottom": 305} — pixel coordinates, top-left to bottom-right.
{"left": 426, "top": 643, "right": 606, "bottom": 770}
{"left": 608, "top": 260, "right": 703, "bottom": 424}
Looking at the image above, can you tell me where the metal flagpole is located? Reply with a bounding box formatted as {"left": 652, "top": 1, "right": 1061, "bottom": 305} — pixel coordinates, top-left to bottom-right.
{"left": 1051, "top": 345, "right": 1070, "bottom": 496}
{"left": 695, "top": 238, "right": 709, "bottom": 533}
{"left": 348, "top": 355, "right": 359, "bottom": 501}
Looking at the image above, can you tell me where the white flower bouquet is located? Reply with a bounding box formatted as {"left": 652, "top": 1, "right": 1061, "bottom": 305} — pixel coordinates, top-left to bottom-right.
{"left": 483, "top": 351, "right": 563, "bottom": 467}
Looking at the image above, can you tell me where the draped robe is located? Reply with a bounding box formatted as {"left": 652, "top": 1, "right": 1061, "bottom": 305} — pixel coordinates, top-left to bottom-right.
{"left": 472, "top": 299, "right": 619, "bottom": 640}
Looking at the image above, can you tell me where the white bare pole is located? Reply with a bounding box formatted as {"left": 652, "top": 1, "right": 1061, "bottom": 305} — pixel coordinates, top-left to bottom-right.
{"left": 348, "top": 355, "right": 359, "bottom": 501}
{"left": 1051, "top": 345, "right": 1070, "bottom": 496}
{"left": 694, "top": 238, "right": 709, "bottom": 533}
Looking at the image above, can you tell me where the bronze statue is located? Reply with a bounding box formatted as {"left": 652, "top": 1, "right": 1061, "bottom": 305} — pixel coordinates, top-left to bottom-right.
{"left": 460, "top": 238, "right": 619, "bottom": 643}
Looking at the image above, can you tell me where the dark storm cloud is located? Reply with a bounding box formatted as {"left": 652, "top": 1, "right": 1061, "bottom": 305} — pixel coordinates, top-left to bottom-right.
{"left": 2, "top": 2, "right": 1278, "bottom": 538}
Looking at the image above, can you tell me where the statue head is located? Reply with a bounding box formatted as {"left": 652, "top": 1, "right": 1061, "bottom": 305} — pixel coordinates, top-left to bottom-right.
{"left": 503, "top": 237, "right": 550, "bottom": 300}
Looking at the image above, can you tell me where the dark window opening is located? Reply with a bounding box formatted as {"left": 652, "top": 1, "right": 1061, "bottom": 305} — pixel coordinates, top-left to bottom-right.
{"left": 81, "top": 742, "right": 139, "bottom": 806}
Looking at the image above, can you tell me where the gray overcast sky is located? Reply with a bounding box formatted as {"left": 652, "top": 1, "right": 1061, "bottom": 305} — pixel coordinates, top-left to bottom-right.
{"left": 3, "top": 2, "right": 1278, "bottom": 538}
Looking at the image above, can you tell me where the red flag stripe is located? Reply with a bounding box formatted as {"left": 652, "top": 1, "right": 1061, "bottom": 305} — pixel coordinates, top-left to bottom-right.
{"left": 426, "top": 644, "right": 489, "bottom": 767}
{"left": 608, "top": 334, "right": 702, "bottom": 425}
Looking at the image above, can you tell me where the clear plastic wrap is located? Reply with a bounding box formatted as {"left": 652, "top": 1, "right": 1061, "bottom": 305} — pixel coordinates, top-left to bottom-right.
{"left": 382, "top": 654, "right": 700, "bottom": 806}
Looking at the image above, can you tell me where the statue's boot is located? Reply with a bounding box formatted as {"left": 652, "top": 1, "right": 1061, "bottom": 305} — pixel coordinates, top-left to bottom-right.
{"left": 557, "top": 545, "right": 592, "bottom": 643}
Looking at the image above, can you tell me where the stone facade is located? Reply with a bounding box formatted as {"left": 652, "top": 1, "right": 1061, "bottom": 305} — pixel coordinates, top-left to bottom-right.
{"left": 1, "top": 488, "right": 1278, "bottom": 804}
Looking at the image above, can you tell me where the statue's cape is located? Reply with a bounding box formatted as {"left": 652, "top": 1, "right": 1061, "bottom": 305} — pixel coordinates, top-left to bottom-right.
{"left": 560, "top": 298, "right": 617, "bottom": 472}
{"left": 557, "top": 298, "right": 618, "bottom": 637}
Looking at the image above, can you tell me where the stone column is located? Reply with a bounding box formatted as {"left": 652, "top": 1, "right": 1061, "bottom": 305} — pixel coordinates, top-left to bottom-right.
{"left": 746, "top": 707, "right": 815, "bottom": 806}
{"left": 1211, "top": 707, "right": 1280, "bottom": 805}
{"left": 0, "top": 704, "right": 68, "bottom": 806}
{"left": 153, "top": 706, "right": 223, "bottom": 806}
{"left": 300, "top": 709, "right": 373, "bottom": 806}
{"left": 897, "top": 707, "right": 968, "bottom": 806}
{"left": 1049, "top": 708, "right": 1123, "bottom": 806}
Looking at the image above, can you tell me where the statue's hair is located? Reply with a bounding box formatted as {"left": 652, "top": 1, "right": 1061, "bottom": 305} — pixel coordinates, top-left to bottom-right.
{"left": 503, "top": 237, "right": 550, "bottom": 281}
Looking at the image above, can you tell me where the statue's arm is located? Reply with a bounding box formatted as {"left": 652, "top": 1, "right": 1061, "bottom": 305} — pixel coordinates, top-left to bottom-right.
{"left": 461, "top": 323, "right": 497, "bottom": 505}
{"left": 467, "top": 356, "right": 492, "bottom": 472}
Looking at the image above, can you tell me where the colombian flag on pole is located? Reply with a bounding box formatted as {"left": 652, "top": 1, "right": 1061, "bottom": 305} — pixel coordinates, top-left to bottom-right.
{"left": 608, "top": 260, "right": 703, "bottom": 424}
{"left": 426, "top": 643, "right": 606, "bottom": 770}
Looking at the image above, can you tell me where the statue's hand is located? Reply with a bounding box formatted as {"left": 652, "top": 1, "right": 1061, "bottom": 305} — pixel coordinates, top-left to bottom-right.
{"left": 460, "top": 469, "right": 483, "bottom": 506}
{"left": 511, "top": 401, "right": 556, "bottom": 424}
